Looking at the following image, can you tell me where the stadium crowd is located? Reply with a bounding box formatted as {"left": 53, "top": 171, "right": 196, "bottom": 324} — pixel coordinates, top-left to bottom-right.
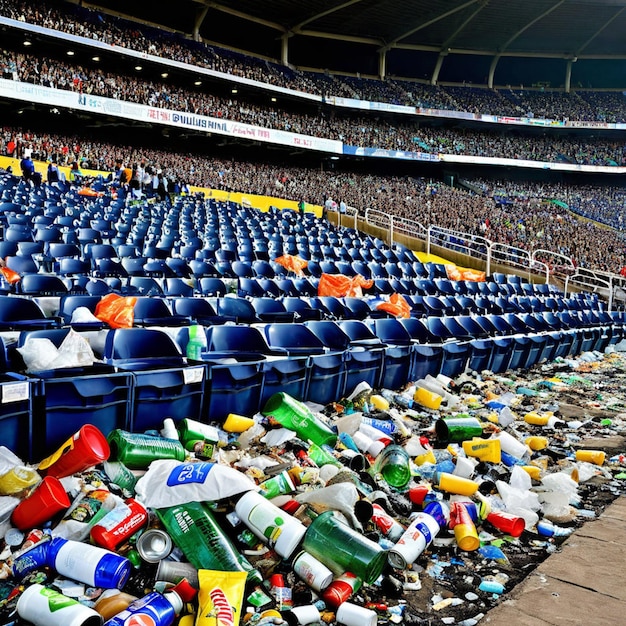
{"left": 2, "top": 0, "right": 626, "bottom": 122}
{"left": 2, "top": 48, "right": 626, "bottom": 167}
{"left": 3, "top": 127, "right": 626, "bottom": 274}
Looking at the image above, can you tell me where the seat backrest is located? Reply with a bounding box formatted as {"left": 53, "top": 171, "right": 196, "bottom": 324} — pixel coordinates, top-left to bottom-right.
{"left": 0, "top": 296, "right": 48, "bottom": 321}
{"left": 206, "top": 324, "right": 270, "bottom": 353}
{"left": 263, "top": 323, "right": 325, "bottom": 354}
{"left": 305, "top": 320, "right": 351, "bottom": 350}
{"left": 199, "top": 277, "right": 227, "bottom": 297}
{"left": 369, "top": 318, "right": 413, "bottom": 345}
{"left": 132, "top": 297, "right": 174, "bottom": 319}
{"left": 172, "top": 297, "right": 218, "bottom": 319}
{"left": 104, "top": 328, "right": 182, "bottom": 361}
{"left": 216, "top": 297, "right": 259, "bottom": 323}
{"left": 20, "top": 274, "right": 69, "bottom": 296}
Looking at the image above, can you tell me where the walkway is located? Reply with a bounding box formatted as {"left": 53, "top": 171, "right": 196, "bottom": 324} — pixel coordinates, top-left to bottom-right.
{"left": 485, "top": 495, "right": 626, "bottom": 625}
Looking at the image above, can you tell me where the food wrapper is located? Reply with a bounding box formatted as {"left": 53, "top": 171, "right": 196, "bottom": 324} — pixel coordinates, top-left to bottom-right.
{"left": 196, "top": 569, "right": 247, "bottom": 626}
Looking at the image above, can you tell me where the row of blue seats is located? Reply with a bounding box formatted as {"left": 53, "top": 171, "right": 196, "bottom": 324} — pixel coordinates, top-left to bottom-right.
{"left": 0, "top": 292, "right": 610, "bottom": 334}
{"left": 4, "top": 302, "right": 620, "bottom": 463}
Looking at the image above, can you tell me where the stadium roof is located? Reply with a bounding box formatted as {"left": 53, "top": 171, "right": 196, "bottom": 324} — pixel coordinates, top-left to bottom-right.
{"left": 82, "top": 0, "right": 626, "bottom": 88}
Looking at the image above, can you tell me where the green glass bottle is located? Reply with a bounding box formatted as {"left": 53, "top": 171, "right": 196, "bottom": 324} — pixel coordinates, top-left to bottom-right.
{"left": 302, "top": 510, "right": 388, "bottom": 584}
{"left": 262, "top": 393, "right": 337, "bottom": 448}
{"left": 107, "top": 430, "right": 186, "bottom": 470}
{"left": 157, "top": 501, "right": 262, "bottom": 585}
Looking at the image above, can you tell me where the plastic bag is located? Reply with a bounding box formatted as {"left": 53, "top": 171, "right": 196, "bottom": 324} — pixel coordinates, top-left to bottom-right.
{"left": 376, "top": 293, "right": 411, "bottom": 318}
{"left": 445, "top": 264, "right": 486, "bottom": 282}
{"left": 318, "top": 273, "right": 373, "bottom": 298}
{"left": 70, "top": 306, "right": 102, "bottom": 325}
{"left": 16, "top": 338, "right": 60, "bottom": 372}
{"left": 47, "top": 330, "right": 95, "bottom": 369}
{"left": 274, "top": 254, "right": 308, "bottom": 277}
{"left": 0, "top": 265, "right": 21, "bottom": 285}
{"left": 95, "top": 293, "right": 137, "bottom": 328}
{"left": 134, "top": 459, "right": 258, "bottom": 509}
{"left": 16, "top": 331, "right": 96, "bottom": 372}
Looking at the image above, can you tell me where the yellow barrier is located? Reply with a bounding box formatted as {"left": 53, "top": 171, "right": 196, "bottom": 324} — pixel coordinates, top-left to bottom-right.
{"left": 0, "top": 156, "right": 323, "bottom": 218}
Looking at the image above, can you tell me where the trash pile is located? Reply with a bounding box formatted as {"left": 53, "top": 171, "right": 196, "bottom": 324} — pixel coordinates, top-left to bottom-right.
{"left": 1, "top": 348, "right": 626, "bottom": 626}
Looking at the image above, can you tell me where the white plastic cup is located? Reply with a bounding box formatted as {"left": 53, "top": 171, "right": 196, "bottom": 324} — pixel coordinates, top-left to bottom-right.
{"left": 336, "top": 602, "right": 377, "bottom": 626}
{"left": 289, "top": 605, "right": 321, "bottom": 625}
{"left": 453, "top": 456, "right": 476, "bottom": 479}
{"left": 493, "top": 431, "right": 527, "bottom": 459}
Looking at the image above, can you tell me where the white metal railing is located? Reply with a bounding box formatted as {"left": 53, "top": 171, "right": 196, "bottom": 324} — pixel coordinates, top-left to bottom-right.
{"left": 353, "top": 207, "right": 626, "bottom": 310}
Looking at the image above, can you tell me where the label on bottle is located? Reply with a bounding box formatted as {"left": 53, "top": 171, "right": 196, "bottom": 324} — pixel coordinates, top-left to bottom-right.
{"left": 166, "top": 462, "right": 214, "bottom": 487}
{"left": 288, "top": 411, "right": 311, "bottom": 430}
{"left": 40, "top": 586, "right": 76, "bottom": 613}
{"left": 54, "top": 542, "right": 108, "bottom": 586}
{"left": 247, "top": 502, "right": 286, "bottom": 548}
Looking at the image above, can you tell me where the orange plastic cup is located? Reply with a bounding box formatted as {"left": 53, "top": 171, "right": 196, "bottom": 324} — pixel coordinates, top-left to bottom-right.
{"left": 11, "top": 476, "right": 70, "bottom": 530}
{"left": 575, "top": 449, "right": 606, "bottom": 465}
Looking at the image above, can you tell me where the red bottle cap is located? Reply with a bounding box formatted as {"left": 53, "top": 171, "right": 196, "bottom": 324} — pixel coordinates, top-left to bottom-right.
{"left": 321, "top": 580, "right": 354, "bottom": 608}
{"left": 280, "top": 499, "right": 301, "bottom": 516}
{"left": 269, "top": 573, "right": 285, "bottom": 588}
{"left": 408, "top": 484, "right": 430, "bottom": 506}
{"left": 172, "top": 579, "right": 198, "bottom": 602}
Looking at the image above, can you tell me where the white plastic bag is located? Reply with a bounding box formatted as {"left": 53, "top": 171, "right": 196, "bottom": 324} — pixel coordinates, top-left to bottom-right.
{"left": 134, "top": 459, "right": 258, "bottom": 508}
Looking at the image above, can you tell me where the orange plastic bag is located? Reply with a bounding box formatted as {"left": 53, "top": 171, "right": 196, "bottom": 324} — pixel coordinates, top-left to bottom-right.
{"left": 0, "top": 265, "right": 21, "bottom": 285}
{"left": 274, "top": 254, "right": 308, "bottom": 277}
{"left": 95, "top": 293, "right": 137, "bottom": 329}
{"left": 445, "top": 264, "right": 486, "bottom": 282}
{"left": 318, "top": 273, "right": 373, "bottom": 298}
{"left": 376, "top": 293, "right": 411, "bottom": 318}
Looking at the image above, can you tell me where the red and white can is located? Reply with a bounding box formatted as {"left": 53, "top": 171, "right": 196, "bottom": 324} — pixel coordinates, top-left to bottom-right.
{"left": 90, "top": 498, "right": 149, "bottom": 551}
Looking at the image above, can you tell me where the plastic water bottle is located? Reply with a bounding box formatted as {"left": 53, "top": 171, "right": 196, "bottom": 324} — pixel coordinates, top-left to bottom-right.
{"left": 103, "top": 590, "right": 184, "bottom": 626}
{"left": 47, "top": 537, "right": 132, "bottom": 589}
{"left": 185, "top": 324, "right": 206, "bottom": 361}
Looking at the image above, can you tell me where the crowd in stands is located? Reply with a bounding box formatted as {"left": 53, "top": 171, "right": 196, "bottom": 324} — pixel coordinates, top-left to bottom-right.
{"left": 3, "top": 126, "right": 626, "bottom": 273}
{"left": 2, "top": 0, "right": 626, "bottom": 122}
{"left": 2, "top": 47, "right": 626, "bottom": 167}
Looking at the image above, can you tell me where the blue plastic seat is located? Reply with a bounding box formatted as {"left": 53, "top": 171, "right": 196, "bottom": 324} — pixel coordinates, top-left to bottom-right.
{"left": 58, "top": 294, "right": 105, "bottom": 329}
{"left": 366, "top": 318, "right": 415, "bottom": 389}
{"left": 16, "top": 328, "right": 132, "bottom": 459}
{"left": 103, "top": 328, "right": 206, "bottom": 431}
{"left": 19, "top": 274, "right": 69, "bottom": 297}
{"left": 199, "top": 277, "right": 227, "bottom": 297}
{"left": 171, "top": 297, "right": 224, "bottom": 325}
{"left": 132, "top": 297, "right": 191, "bottom": 327}
{"left": 128, "top": 276, "right": 164, "bottom": 296}
{"left": 251, "top": 298, "right": 296, "bottom": 323}
{"left": 216, "top": 296, "right": 261, "bottom": 324}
